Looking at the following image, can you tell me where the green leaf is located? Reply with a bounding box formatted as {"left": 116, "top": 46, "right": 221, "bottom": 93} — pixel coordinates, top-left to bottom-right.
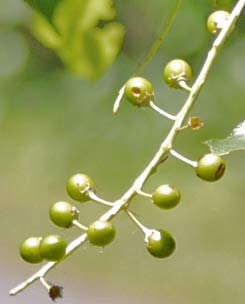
{"left": 30, "top": 0, "right": 125, "bottom": 80}
{"left": 205, "top": 121, "right": 245, "bottom": 155}
{"left": 23, "top": 0, "right": 62, "bottom": 23}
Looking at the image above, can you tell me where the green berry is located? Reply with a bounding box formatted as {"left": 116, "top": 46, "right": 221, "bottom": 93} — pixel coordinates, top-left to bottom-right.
{"left": 145, "top": 229, "right": 176, "bottom": 258}
{"left": 19, "top": 237, "right": 43, "bottom": 264}
{"left": 67, "top": 173, "right": 95, "bottom": 202}
{"left": 152, "top": 184, "right": 181, "bottom": 209}
{"left": 124, "top": 77, "right": 154, "bottom": 106}
{"left": 196, "top": 153, "right": 226, "bottom": 182}
{"left": 39, "top": 235, "right": 67, "bottom": 261}
{"left": 49, "top": 201, "right": 79, "bottom": 228}
{"left": 207, "top": 10, "right": 230, "bottom": 34}
{"left": 87, "top": 220, "right": 116, "bottom": 247}
{"left": 163, "top": 59, "right": 192, "bottom": 89}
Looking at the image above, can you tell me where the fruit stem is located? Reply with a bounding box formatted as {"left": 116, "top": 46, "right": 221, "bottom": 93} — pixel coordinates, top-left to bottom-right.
{"left": 126, "top": 209, "right": 152, "bottom": 236}
{"left": 72, "top": 220, "right": 88, "bottom": 231}
{"left": 149, "top": 101, "right": 176, "bottom": 120}
{"left": 178, "top": 79, "right": 192, "bottom": 91}
{"left": 170, "top": 149, "right": 198, "bottom": 167}
{"left": 40, "top": 277, "right": 51, "bottom": 290}
{"left": 136, "top": 189, "right": 152, "bottom": 198}
{"left": 88, "top": 191, "right": 114, "bottom": 206}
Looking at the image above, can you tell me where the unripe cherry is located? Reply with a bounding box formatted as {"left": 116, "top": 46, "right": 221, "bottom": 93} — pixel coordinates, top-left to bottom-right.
{"left": 207, "top": 10, "right": 230, "bottom": 34}
{"left": 163, "top": 59, "right": 192, "bottom": 89}
{"left": 152, "top": 184, "right": 181, "bottom": 209}
{"left": 49, "top": 201, "right": 79, "bottom": 228}
{"left": 196, "top": 153, "right": 226, "bottom": 182}
{"left": 87, "top": 220, "right": 116, "bottom": 247}
{"left": 67, "top": 173, "right": 95, "bottom": 202}
{"left": 19, "top": 236, "right": 43, "bottom": 264}
{"left": 145, "top": 229, "right": 176, "bottom": 258}
{"left": 39, "top": 235, "right": 67, "bottom": 261}
{"left": 124, "top": 77, "right": 154, "bottom": 106}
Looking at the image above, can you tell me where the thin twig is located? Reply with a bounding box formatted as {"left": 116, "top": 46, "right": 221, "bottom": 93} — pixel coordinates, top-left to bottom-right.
{"left": 135, "top": 0, "right": 183, "bottom": 75}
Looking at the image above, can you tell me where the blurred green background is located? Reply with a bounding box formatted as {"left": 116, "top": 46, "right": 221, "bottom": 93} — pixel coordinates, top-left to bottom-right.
{"left": 1, "top": 0, "right": 245, "bottom": 303}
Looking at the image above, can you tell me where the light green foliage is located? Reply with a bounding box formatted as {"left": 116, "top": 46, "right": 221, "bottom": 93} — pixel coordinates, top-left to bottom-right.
{"left": 23, "top": 0, "right": 62, "bottom": 23}
{"left": 25, "top": 0, "right": 125, "bottom": 80}
{"left": 206, "top": 121, "right": 245, "bottom": 155}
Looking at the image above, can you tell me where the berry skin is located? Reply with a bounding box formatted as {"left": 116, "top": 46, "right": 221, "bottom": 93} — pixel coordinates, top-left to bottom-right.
{"left": 39, "top": 235, "right": 67, "bottom": 261}
{"left": 124, "top": 77, "right": 154, "bottom": 107}
{"left": 196, "top": 153, "right": 226, "bottom": 182}
{"left": 145, "top": 229, "right": 176, "bottom": 258}
{"left": 87, "top": 220, "right": 116, "bottom": 247}
{"left": 163, "top": 59, "right": 192, "bottom": 89}
{"left": 49, "top": 201, "right": 79, "bottom": 228}
{"left": 152, "top": 184, "right": 181, "bottom": 209}
{"left": 67, "top": 173, "right": 95, "bottom": 202}
{"left": 207, "top": 10, "right": 230, "bottom": 34}
{"left": 19, "top": 237, "right": 43, "bottom": 264}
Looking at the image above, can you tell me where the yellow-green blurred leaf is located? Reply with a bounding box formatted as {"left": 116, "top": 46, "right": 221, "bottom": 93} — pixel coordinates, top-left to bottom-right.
{"left": 31, "top": 15, "right": 62, "bottom": 49}
{"left": 23, "top": 0, "right": 61, "bottom": 23}
{"left": 31, "top": 0, "right": 125, "bottom": 80}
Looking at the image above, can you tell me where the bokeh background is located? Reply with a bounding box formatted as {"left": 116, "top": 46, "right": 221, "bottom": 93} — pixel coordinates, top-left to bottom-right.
{"left": 1, "top": 0, "right": 245, "bottom": 303}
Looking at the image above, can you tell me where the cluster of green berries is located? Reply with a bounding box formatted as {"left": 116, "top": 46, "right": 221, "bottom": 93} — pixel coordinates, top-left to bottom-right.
{"left": 19, "top": 10, "right": 228, "bottom": 265}
{"left": 19, "top": 174, "right": 116, "bottom": 264}
{"left": 120, "top": 9, "right": 228, "bottom": 258}
{"left": 124, "top": 58, "right": 193, "bottom": 107}
{"left": 20, "top": 235, "right": 67, "bottom": 264}
{"left": 124, "top": 10, "right": 231, "bottom": 108}
{"left": 147, "top": 152, "right": 226, "bottom": 258}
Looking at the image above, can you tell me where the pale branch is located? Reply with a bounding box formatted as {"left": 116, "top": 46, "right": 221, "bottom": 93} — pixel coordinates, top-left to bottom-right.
{"left": 9, "top": 0, "right": 245, "bottom": 296}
